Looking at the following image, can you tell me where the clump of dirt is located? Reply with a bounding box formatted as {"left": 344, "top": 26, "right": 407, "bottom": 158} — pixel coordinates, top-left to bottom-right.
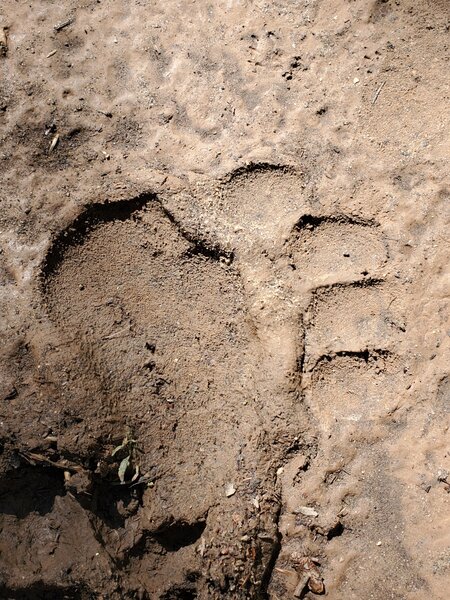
{"left": 0, "top": 0, "right": 449, "bottom": 599}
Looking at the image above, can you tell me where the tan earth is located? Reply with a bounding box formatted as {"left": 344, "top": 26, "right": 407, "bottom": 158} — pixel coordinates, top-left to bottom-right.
{"left": 0, "top": 1, "right": 449, "bottom": 599}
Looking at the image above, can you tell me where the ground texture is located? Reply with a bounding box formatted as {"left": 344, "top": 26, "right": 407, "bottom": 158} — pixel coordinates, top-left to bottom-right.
{"left": 0, "top": 1, "right": 449, "bottom": 598}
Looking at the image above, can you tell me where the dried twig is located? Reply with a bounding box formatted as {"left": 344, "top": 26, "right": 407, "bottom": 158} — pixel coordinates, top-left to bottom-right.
{"left": 102, "top": 326, "right": 130, "bottom": 340}
{"left": 372, "top": 81, "right": 386, "bottom": 105}
{"left": 19, "top": 451, "right": 84, "bottom": 473}
{"left": 54, "top": 18, "right": 74, "bottom": 32}
{"left": 110, "top": 475, "right": 152, "bottom": 487}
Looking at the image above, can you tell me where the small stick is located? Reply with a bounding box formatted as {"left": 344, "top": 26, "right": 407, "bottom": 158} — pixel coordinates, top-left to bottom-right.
{"left": 275, "top": 567, "right": 297, "bottom": 576}
{"left": 372, "top": 81, "right": 386, "bottom": 105}
{"left": 102, "top": 327, "right": 130, "bottom": 340}
{"left": 19, "top": 451, "right": 84, "bottom": 473}
{"left": 95, "top": 109, "right": 113, "bottom": 118}
{"left": 54, "top": 18, "right": 74, "bottom": 32}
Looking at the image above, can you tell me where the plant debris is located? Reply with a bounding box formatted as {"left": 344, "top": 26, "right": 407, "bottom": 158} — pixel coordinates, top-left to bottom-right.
{"left": 296, "top": 506, "right": 319, "bottom": 517}
{"left": 372, "top": 80, "right": 386, "bottom": 105}
{"left": 54, "top": 18, "right": 74, "bottom": 32}
{"left": 49, "top": 133, "right": 59, "bottom": 153}
{"left": 292, "top": 556, "right": 325, "bottom": 597}
{"left": 19, "top": 450, "right": 84, "bottom": 474}
{"left": 111, "top": 435, "right": 142, "bottom": 485}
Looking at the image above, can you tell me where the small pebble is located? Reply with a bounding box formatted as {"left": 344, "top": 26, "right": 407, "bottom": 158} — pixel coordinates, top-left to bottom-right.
{"left": 225, "top": 483, "right": 236, "bottom": 497}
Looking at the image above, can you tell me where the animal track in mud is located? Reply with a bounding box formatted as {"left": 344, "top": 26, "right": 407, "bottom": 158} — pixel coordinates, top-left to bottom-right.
{"left": 282, "top": 214, "right": 403, "bottom": 432}
{"left": 307, "top": 350, "right": 403, "bottom": 430}
{"left": 305, "top": 280, "right": 403, "bottom": 359}
{"left": 30, "top": 165, "right": 409, "bottom": 598}
{"left": 301, "top": 279, "right": 406, "bottom": 430}
{"left": 206, "top": 162, "right": 308, "bottom": 246}
{"left": 286, "top": 214, "right": 388, "bottom": 285}
{"left": 268, "top": 200, "right": 412, "bottom": 598}
{"left": 42, "top": 194, "right": 258, "bottom": 505}
{"left": 39, "top": 190, "right": 276, "bottom": 598}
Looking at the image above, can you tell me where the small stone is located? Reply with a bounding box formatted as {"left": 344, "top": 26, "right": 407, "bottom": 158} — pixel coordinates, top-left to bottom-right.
{"left": 225, "top": 483, "right": 236, "bottom": 497}
{"left": 353, "top": 77, "right": 360, "bottom": 84}
{"left": 197, "top": 537, "right": 206, "bottom": 556}
{"left": 437, "top": 469, "right": 448, "bottom": 482}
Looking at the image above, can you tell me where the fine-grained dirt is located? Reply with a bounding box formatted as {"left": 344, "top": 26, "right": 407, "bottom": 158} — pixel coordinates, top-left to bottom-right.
{"left": 0, "top": 1, "right": 449, "bottom": 599}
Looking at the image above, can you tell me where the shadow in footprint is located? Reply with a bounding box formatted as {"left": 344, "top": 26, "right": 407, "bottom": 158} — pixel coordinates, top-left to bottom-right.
{"left": 40, "top": 193, "right": 268, "bottom": 596}
{"left": 0, "top": 465, "right": 65, "bottom": 519}
{"left": 153, "top": 519, "right": 206, "bottom": 552}
{"left": 0, "top": 583, "right": 92, "bottom": 600}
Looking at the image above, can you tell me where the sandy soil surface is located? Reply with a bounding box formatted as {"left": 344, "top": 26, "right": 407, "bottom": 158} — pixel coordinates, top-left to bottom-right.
{"left": 0, "top": 1, "right": 449, "bottom": 598}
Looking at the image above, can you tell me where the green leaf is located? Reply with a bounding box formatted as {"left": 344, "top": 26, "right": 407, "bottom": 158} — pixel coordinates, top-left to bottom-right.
{"left": 118, "top": 455, "right": 130, "bottom": 483}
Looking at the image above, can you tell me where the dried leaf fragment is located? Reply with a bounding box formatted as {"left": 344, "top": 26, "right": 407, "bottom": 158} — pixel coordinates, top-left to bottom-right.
{"left": 296, "top": 506, "right": 319, "bottom": 517}
{"left": 118, "top": 456, "right": 130, "bottom": 483}
{"left": 111, "top": 437, "right": 129, "bottom": 456}
{"left": 49, "top": 134, "right": 59, "bottom": 152}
